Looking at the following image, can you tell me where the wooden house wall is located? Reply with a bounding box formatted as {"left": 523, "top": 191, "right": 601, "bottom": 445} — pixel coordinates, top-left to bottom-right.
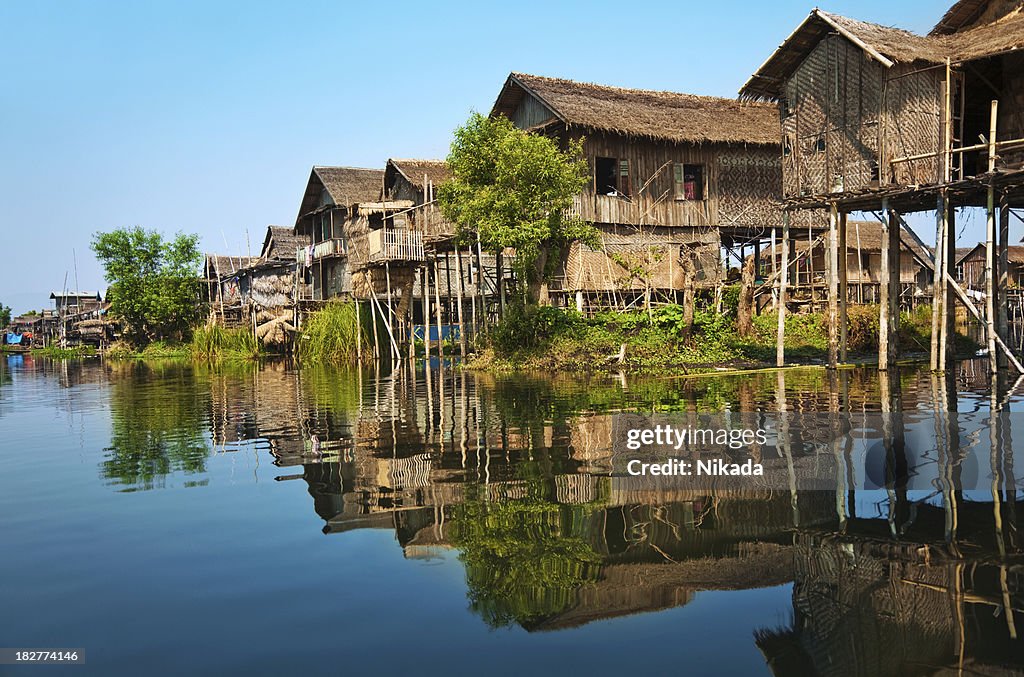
{"left": 960, "top": 249, "right": 1024, "bottom": 290}
{"left": 999, "top": 52, "right": 1024, "bottom": 168}
{"left": 883, "top": 63, "right": 943, "bottom": 185}
{"left": 573, "top": 132, "right": 780, "bottom": 229}
{"left": 510, "top": 94, "right": 558, "bottom": 129}
{"left": 782, "top": 34, "right": 942, "bottom": 198}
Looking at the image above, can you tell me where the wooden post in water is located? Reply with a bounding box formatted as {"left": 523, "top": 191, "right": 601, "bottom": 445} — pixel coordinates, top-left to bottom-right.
{"left": 776, "top": 212, "right": 790, "bottom": 367}
{"left": 421, "top": 265, "right": 431, "bottom": 363}
{"left": 985, "top": 100, "right": 999, "bottom": 373}
{"left": 932, "top": 194, "right": 948, "bottom": 371}
{"left": 827, "top": 202, "right": 840, "bottom": 368}
{"left": 838, "top": 210, "right": 848, "bottom": 363}
{"left": 940, "top": 204, "right": 956, "bottom": 370}
{"left": 433, "top": 258, "right": 444, "bottom": 361}
{"left": 355, "top": 296, "right": 362, "bottom": 361}
{"left": 998, "top": 199, "right": 1010, "bottom": 369}
{"left": 879, "top": 201, "right": 900, "bottom": 370}
{"left": 454, "top": 245, "right": 468, "bottom": 356}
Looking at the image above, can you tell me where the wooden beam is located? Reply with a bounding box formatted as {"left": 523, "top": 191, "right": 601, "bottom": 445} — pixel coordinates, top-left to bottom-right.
{"left": 879, "top": 200, "right": 894, "bottom": 370}
{"left": 931, "top": 194, "right": 948, "bottom": 371}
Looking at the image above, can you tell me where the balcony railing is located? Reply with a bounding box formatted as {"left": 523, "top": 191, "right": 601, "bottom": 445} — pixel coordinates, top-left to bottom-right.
{"left": 311, "top": 238, "right": 346, "bottom": 260}
{"left": 369, "top": 229, "right": 425, "bottom": 262}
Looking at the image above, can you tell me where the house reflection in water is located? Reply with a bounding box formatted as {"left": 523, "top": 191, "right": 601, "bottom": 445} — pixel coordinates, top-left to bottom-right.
{"left": 192, "top": 359, "right": 1023, "bottom": 671}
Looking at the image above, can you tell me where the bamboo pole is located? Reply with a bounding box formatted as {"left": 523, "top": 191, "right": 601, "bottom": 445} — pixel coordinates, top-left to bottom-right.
{"left": 880, "top": 199, "right": 893, "bottom": 370}
{"left": 433, "top": 258, "right": 444, "bottom": 361}
{"left": 827, "top": 203, "right": 839, "bottom": 368}
{"left": 454, "top": 245, "right": 467, "bottom": 356}
{"left": 998, "top": 200, "right": 1010, "bottom": 369}
{"left": 986, "top": 99, "right": 999, "bottom": 373}
{"left": 932, "top": 195, "right": 948, "bottom": 371}
{"left": 422, "top": 265, "right": 431, "bottom": 362}
{"left": 838, "top": 210, "right": 848, "bottom": 363}
{"left": 367, "top": 273, "right": 379, "bottom": 361}
{"left": 776, "top": 212, "right": 789, "bottom": 367}
{"left": 355, "top": 296, "right": 362, "bottom": 361}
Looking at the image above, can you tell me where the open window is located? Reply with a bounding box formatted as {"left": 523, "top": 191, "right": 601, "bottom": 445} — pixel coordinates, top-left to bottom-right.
{"left": 673, "top": 163, "right": 704, "bottom": 200}
{"left": 595, "top": 157, "right": 630, "bottom": 196}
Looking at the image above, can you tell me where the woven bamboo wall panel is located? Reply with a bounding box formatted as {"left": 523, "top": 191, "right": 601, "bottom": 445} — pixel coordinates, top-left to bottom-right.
{"left": 884, "top": 66, "right": 942, "bottom": 185}
{"left": 717, "top": 148, "right": 782, "bottom": 227}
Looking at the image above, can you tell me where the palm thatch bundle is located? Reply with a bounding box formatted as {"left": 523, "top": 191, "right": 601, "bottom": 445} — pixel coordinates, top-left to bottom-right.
{"left": 255, "top": 313, "right": 295, "bottom": 346}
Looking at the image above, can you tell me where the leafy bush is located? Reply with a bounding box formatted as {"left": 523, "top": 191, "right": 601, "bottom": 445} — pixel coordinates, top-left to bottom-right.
{"left": 492, "top": 304, "right": 584, "bottom": 352}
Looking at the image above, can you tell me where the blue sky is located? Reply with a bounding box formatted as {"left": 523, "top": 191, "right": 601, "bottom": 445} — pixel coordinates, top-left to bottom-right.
{"left": 0, "top": 0, "right": 984, "bottom": 313}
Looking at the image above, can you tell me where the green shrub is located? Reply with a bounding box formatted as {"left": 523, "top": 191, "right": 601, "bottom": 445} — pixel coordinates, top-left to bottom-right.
{"left": 492, "top": 304, "right": 584, "bottom": 353}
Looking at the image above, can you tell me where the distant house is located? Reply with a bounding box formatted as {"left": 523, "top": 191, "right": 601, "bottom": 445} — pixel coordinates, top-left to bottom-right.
{"left": 50, "top": 291, "right": 102, "bottom": 315}
{"left": 758, "top": 220, "right": 933, "bottom": 302}
{"left": 203, "top": 255, "right": 257, "bottom": 305}
{"left": 260, "top": 225, "right": 308, "bottom": 261}
{"left": 958, "top": 244, "right": 1024, "bottom": 290}
{"left": 490, "top": 72, "right": 791, "bottom": 308}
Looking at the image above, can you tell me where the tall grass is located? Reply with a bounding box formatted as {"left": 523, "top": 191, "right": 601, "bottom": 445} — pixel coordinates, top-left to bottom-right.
{"left": 299, "top": 300, "right": 368, "bottom": 364}
{"left": 190, "top": 323, "right": 262, "bottom": 360}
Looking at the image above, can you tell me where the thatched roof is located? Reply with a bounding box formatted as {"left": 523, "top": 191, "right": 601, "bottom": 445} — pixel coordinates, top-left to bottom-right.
{"left": 386, "top": 159, "right": 451, "bottom": 192}
{"left": 493, "top": 72, "right": 780, "bottom": 146}
{"left": 261, "top": 226, "right": 308, "bottom": 260}
{"left": 740, "top": 6, "right": 1024, "bottom": 100}
{"left": 294, "top": 166, "right": 384, "bottom": 227}
{"left": 204, "top": 255, "right": 257, "bottom": 278}
{"left": 931, "top": 0, "right": 1023, "bottom": 34}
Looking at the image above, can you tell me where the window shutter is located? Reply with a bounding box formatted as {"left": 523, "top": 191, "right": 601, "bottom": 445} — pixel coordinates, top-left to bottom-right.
{"left": 619, "top": 159, "right": 631, "bottom": 197}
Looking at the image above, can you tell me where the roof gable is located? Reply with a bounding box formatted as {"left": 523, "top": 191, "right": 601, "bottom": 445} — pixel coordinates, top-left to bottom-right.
{"left": 294, "top": 166, "right": 384, "bottom": 226}
{"left": 494, "top": 72, "right": 780, "bottom": 146}
{"left": 261, "top": 226, "right": 308, "bottom": 260}
{"left": 742, "top": 6, "right": 1024, "bottom": 100}
{"left": 385, "top": 159, "right": 451, "bottom": 196}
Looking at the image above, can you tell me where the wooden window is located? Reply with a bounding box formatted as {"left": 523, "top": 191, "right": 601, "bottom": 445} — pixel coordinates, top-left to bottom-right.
{"left": 618, "top": 158, "right": 631, "bottom": 197}
{"left": 595, "top": 157, "right": 630, "bottom": 197}
{"left": 596, "top": 157, "right": 616, "bottom": 195}
{"left": 674, "top": 163, "right": 704, "bottom": 200}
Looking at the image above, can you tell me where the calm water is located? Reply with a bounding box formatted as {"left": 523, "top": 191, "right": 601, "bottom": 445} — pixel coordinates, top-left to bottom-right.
{"left": 0, "top": 355, "right": 1022, "bottom": 676}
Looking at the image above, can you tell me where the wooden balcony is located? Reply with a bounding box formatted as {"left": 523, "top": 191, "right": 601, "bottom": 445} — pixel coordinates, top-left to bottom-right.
{"left": 311, "top": 238, "right": 346, "bottom": 260}
{"left": 369, "top": 229, "right": 424, "bottom": 263}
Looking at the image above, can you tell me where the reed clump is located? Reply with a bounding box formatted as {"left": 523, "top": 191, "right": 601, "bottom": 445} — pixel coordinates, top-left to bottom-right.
{"left": 189, "top": 323, "right": 262, "bottom": 360}
{"left": 299, "top": 300, "right": 368, "bottom": 364}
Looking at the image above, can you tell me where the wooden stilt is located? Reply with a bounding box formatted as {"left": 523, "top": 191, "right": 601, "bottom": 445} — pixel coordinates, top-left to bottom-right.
{"left": 454, "top": 245, "right": 467, "bottom": 356}
{"left": 932, "top": 194, "right": 948, "bottom": 371}
{"left": 941, "top": 204, "right": 956, "bottom": 369}
{"left": 985, "top": 100, "right": 999, "bottom": 373}
{"left": 827, "top": 203, "right": 839, "bottom": 368}
{"left": 776, "top": 212, "right": 790, "bottom": 367}
{"left": 421, "top": 265, "right": 431, "bottom": 363}
{"left": 880, "top": 203, "right": 900, "bottom": 370}
{"left": 385, "top": 261, "right": 396, "bottom": 361}
{"left": 355, "top": 296, "right": 362, "bottom": 361}
{"left": 838, "top": 210, "right": 848, "bottom": 363}
{"left": 433, "top": 259, "right": 444, "bottom": 360}
{"left": 998, "top": 200, "right": 1010, "bottom": 370}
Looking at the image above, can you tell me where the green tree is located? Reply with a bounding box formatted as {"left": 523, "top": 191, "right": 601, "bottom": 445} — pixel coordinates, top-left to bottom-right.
{"left": 91, "top": 226, "right": 203, "bottom": 343}
{"left": 0, "top": 303, "right": 11, "bottom": 328}
{"left": 438, "top": 113, "right": 595, "bottom": 303}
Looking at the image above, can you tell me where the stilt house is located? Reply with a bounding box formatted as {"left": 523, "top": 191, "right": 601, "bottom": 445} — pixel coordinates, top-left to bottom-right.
{"left": 490, "top": 72, "right": 791, "bottom": 310}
